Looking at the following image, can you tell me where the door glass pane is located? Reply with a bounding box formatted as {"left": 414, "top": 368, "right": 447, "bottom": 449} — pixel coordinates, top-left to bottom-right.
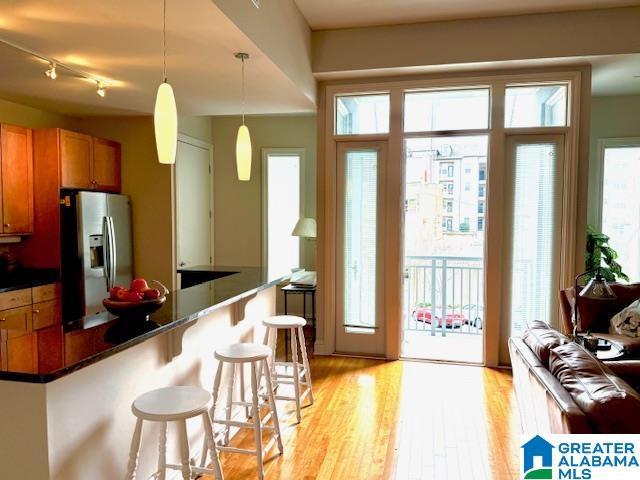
{"left": 510, "top": 143, "right": 557, "bottom": 333}
{"left": 505, "top": 85, "right": 567, "bottom": 128}
{"left": 602, "top": 145, "right": 640, "bottom": 281}
{"left": 336, "top": 94, "right": 390, "bottom": 135}
{"left": 404, "top": 89, "right": 490, "bottom": 132}
{"left": 267, "top": 154, "right": 301, "bottom": 278}
{"left": 343, "top": 150, "right": 378, "bottom": 331}
{"left": 402, "top": 135, "right": 487, "bottom": 363}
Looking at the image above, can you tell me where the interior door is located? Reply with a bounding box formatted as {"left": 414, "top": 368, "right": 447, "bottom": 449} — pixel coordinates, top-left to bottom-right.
{"left": 500, "top": 135, "right": 565, "bottom": 364}
{"left": 175, "top": 139, "right": 212, "bottom": 274}
{"left": 335, "top": 142, "right": 386, "bottom": 355}
{"left": 0, "top": 124, "right": 33, "bottom": 234}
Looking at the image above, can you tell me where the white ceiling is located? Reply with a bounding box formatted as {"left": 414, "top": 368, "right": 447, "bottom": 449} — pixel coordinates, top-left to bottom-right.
{"left": 294, "top": 0, "right": 640, "bottom": 30}
{"left": 0, "top": 0, "right": 316, "bottom": 116}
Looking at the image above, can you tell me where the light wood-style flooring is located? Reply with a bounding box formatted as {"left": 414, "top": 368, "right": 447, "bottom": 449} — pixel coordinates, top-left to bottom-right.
{"left": 207, "top": 356, "right": 519, "bottom": 480}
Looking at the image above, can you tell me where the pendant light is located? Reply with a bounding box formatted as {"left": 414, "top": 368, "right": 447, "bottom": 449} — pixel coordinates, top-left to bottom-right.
{"left": 235, "top": 53, "right": 251, "bottom": 181}
{"left": 154, "top": 0, "right": 178, "bottom": 165}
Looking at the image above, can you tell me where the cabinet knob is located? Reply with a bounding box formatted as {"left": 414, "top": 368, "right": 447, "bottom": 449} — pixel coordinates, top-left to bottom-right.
{"left": 0, "top": 318, "right": 5, "bottom": 322}
{"left": 3, "top": 223, "right": 10, "bottom": 228}
{"left": 33, "top": 309, "right": 40, "bottom": 314}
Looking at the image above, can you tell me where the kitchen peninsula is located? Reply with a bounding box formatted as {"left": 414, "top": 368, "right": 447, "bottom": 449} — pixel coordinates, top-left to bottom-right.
{"left": 0, "top": 266, "right": 287, "bottom": 480}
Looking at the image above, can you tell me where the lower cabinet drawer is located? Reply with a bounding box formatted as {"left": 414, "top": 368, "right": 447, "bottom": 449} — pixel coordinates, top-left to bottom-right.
{"left": 0, "top": 305, "right": 32, "bottom": 332}
{"left": 32, "top": 300, "right": 61, "bottom": 331}
{"left": 0, "top": 288, "right": 32, "bottom": 310}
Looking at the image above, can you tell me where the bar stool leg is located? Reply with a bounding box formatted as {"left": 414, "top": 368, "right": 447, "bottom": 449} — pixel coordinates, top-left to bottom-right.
{"left": 224, "top": 363, "right": 235, "bottom": 445}
{"left": 157, "top": 421, "right": 167, "bottom": 480}
{"left": 125, "top": 418, "right": 143, "bottom": 480}
{"left": 297, "top": 326, "right": 315, "bottom": 404}
{"left": 202, "top": 360, "right": 224, "bottom": 468}
{"left": 262, "top": 358, "right": 283, "bottom": 454}
{"left": 202, "top": 411, "right": 224, "bottom": 480}
{"left": 250, "top": 361, "right": 265, "bottom": 480}
{"left": 290, "top": 327, "right": 302, "bottom": 423}
{"left": 177, "top": 420, "right": 193, "bottom": 480}
{"left": 239, "top": 362, "right": 250, "bottom": 418}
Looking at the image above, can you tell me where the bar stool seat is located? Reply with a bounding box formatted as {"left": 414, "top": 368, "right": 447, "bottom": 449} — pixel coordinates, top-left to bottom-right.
{"left": 133, "top": 386, "right": 211, "bottom": 421}
{"left": 126, "top": 386, "right": 223, "bottom": 480}
{"left": 263, "top": 315, "right": 306, "bottom": 328}
{"left": 215, "top": 343, "right": 271, "bottom": 363}
{"left": 263, "top": 315, "right": 314, "bottom": 423}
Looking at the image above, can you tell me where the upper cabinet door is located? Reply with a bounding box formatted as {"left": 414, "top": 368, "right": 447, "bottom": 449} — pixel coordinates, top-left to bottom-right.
{"left": 60, "top": 130, "right": 93, "bottom": 189}
{"left": 92, "top": 138, "right": 121, "bottom": 192}
{"left": 1, "top": 124, "right": 34, "bottom": 234}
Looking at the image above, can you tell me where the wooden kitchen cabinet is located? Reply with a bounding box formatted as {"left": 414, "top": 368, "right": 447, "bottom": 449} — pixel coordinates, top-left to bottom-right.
{"left": 0, "top": 124, "right": 34, "bottom": 235}
{"left": 0, "top": 283, "right": 61, "bottom": 332}
{"left": 60, "top": 130, "right": 93, "bottom": 189}
{"left": 58, "top": 129, "right": 121, "bottom": 192}
{"left": 92, "top": 137, "right": 121, "bottom": 192}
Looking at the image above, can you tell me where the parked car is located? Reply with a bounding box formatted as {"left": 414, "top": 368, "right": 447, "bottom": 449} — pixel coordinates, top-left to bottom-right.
{"left": 412, "top": 307, "right": 466, "bottom": 328}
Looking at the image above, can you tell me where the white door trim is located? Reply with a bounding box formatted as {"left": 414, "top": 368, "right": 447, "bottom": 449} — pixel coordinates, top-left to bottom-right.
{"left": 172, "top": 133, "right": 214, "bottom": 291}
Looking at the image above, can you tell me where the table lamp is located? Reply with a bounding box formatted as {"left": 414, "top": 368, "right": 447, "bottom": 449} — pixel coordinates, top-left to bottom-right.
{"left": 572, "top": 267, "right": 617, "bottom": 338}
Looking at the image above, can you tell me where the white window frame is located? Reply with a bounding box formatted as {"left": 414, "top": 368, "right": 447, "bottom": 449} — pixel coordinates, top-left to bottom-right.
{"left": 594, "top": 137, "right": 640, "bottom": 229}
{"left": 261, "top": 148, "right": 306, "bottom": 273}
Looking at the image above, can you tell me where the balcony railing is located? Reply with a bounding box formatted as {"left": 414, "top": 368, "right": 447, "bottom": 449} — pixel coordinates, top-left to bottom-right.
{"left": 404, "top": 255, "right": 484, "bottom": 336}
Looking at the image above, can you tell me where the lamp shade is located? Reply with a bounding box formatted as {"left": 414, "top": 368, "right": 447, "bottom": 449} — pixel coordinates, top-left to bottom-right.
{"left": 579, "top": 274, "right": 617, "bottom": 300}
{"left": 236, "top": 125, "right": 252, "bottom": 181}
{"left": 292, "top": 218, "right": 316, "bottom": 238}
{"left": 154, "top": 82, "right": 178, "bottom": 165}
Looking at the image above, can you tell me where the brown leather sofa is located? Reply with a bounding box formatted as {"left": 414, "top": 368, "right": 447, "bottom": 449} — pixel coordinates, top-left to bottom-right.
{"left": 509, "top": 321, "right": 640, "bottom": 433}
{"left": 559, "top": 283, "right": 640, "bottom": 355}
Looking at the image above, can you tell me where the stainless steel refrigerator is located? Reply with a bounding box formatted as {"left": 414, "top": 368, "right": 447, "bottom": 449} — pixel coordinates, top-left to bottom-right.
{"left": 61, "top": 190, "right": 133, "bottom": 317}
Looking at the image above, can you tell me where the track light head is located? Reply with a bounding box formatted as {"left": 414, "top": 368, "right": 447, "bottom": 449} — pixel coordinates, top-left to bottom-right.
{"left": 96, "top": 81, "right": 106, "bottom": 97}
{"left": 45, "top": 62, "right": 57, "bottom": 80}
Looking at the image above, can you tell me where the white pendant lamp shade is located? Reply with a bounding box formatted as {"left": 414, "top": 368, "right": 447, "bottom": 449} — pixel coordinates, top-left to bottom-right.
{"left": 154, "top": 81, "right": 178, "bottom": 165}
{"left": 236, "top": 124, "right": 252, "bottom": 181}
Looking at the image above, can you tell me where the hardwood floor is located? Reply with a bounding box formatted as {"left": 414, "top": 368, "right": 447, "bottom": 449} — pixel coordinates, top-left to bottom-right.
{"left": 206, "top": 356, "right": 519, "bottom": 480}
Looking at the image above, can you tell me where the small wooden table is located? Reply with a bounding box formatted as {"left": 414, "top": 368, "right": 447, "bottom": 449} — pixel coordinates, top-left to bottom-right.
{"left": 281, "top": 284, "right": 316, "bottom": 359}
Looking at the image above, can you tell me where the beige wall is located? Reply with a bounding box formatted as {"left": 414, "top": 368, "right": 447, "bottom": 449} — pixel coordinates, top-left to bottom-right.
{"left": 210, "top": 114, "right": 317, "bottom": 269}
{"left": 0, "top": 97, "right": 76, "bottom": 129}
{"left": 587, "top": 94, "right": 640, "bottom": 227}
{"left": 312, "top": 7, "right": 640, "bottom": 76}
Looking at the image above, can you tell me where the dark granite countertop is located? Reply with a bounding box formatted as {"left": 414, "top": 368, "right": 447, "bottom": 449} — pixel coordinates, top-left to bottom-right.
{"left": 0, "top": 268, "right": 60, "bottom": 293}
{"left": 0, "top": 266, "right": 287, "bottom": 383}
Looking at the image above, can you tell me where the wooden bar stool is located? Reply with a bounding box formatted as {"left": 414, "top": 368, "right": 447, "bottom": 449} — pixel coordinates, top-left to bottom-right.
{"left": 209, "top": 343, "right": 283, "bottom": 480}
{"left": 125, "top": 385, "right": 224, "bottom": 480}
{"left": 263, "top": 315, "right": 314, "bottom": 423}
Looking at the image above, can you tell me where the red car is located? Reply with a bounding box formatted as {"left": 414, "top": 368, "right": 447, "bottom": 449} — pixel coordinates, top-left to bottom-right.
{"left": 412, "top": 307, "right": 467, "bottom": 328}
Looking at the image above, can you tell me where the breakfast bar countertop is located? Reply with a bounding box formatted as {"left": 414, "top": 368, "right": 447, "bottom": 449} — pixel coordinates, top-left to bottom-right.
{"left": 0, "top": 266, "right": 288, "bottom": 383}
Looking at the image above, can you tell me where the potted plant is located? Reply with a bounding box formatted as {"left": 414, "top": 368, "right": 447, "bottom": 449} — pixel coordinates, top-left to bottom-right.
{"left": 585, "top": 224, "right": 629, "bottom": 282}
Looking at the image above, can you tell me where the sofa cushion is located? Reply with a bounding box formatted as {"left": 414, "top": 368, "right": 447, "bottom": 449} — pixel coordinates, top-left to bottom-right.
{"left": 522, "top": 321, "right": 569, "bottom": 367}
{"left": 549, "top": 342, "right": 640, "bottom": 433}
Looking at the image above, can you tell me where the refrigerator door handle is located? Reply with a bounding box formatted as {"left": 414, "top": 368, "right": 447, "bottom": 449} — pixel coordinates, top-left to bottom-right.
{"left": 103, "top": 216, "right": 111, "bottom": 290}
{"left": 108, "top": 216, "right": 117, "bottom": 289}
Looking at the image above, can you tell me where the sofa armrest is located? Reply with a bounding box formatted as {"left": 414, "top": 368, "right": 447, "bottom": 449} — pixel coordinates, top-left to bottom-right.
{"left": 605, "top": 360, "right": 640, "bottom": 392}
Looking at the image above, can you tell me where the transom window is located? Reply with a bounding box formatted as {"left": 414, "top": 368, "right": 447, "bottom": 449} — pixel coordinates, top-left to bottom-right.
{"left": 335, "top": 93, "right": 390, "bottom": 135}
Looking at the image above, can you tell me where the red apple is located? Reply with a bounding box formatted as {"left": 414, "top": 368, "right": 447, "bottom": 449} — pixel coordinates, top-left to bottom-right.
{"left": 123, "top": 291, "right": 144, "bottom": 303}
{"left": 116, "top": 288, "right": 130, "bottom": 301}
{"left": 109, "top": 285, "right": 124, "bottom": 300}
{"left": 143, "top": 288, "right": 161, "bottom": 300}
{"left": 130, "top": 278, "right": 149, "bottom": 293}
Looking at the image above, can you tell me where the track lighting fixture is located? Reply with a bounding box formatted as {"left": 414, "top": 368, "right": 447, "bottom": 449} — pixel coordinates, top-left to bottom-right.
{"left": 96, "top": 81, "right": 106, "bottom": 97}
{"left": 45, "top": 62, "right": 57, "bottom": 80}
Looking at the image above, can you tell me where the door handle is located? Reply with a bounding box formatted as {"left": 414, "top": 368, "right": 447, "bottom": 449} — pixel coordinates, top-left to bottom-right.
{"left": 108, "top": 216, "right": 117, "bottom": 289}
{"left": 103, "top": 216, "right": 111, "bottom": 290}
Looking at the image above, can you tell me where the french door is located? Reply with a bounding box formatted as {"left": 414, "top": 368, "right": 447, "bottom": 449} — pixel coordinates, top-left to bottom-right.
{"left": 335, "top": 142, "right": 387, "bottom": 355}
{"left": 500, "top": 135, "right": 565, "bottom": 363}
